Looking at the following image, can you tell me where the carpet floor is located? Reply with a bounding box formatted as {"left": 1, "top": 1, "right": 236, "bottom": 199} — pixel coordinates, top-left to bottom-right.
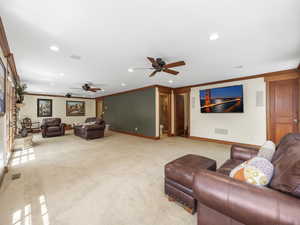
{"left": 0, "top": 131, "right": 230, "bottom": 225}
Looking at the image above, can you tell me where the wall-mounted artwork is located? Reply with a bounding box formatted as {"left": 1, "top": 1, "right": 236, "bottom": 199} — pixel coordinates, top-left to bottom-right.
{"left": 37, "top": 99, "right": 53, "bottom": 117}
{"left": 0, "top": 58, "right": 6, "bottom": 116}
{"left": 200, "top": 85, "right": 244, "bottom": 113}
{"left": 66, "top": 101, "right": 85, "bottom": 116}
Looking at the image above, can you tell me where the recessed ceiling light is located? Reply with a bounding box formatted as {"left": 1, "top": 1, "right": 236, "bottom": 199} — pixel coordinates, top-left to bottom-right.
{"left": 209, "top": 32, "right": 219, "bottom": 41}
{"left": 59, "top": 73, "right": 65, "bottom": 76}
{"left": 49, "top": 45, "right": 59, "bottom": 52}
{"left": 121, "top": 83, "right": 126, "bottom": 87}
{"left": 128, "top": 68, "right": 134, "bottom": 72}
{"left": 168, "top": 80, "right": 173, "bottom": 83}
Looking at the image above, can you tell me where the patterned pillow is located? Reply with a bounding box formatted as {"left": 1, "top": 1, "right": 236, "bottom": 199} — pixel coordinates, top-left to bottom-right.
{"left": 257, "top": 140, "right": 276, "bottom": 161}
{"left": 230, "top": 157, "right": 274, "bottom": 186}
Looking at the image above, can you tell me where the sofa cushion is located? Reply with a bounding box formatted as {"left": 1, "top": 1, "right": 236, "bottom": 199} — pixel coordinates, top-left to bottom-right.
{"left": 230, "top": 157, "right": 274, "bottom": 186}
{"left": 217, "top": 159, "right": 244, "bottom": 176}
{"left": 47, "top": 126, "right": 60, "bottom": 132}
{"left": 270, "top": 133, "right": 300, "bottom": 197}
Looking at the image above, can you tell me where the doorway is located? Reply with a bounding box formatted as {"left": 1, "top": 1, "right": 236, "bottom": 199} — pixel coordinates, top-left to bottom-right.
{"left": 175, "top": 90, "right": 190, "bottom": 137}
{"left": 159, "top": 93, "right": 171, "bottom": 136}
{"left": 267, "top": 77, "right": 299, "bottom": 144}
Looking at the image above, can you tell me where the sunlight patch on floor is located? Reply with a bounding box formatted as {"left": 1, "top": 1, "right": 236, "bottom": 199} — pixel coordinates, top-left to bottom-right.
{"left": 11, "top": 148, "right": 36, "bottom": 166}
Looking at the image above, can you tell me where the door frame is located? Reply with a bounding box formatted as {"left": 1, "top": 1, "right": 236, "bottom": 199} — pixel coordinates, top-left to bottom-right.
{"left": 265, "top": 73, "right": 300, "bottom": 140}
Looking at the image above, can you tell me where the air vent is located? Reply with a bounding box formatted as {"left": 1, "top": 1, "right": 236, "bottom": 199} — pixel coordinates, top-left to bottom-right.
{"left": 11, "top": 173, "right": 21, "bottom": 180}
{"left": 70, "top": 54, "right": 81, "bottom": 60}
{"left": 215, "top": 128, "right": 228, "bottom": 135}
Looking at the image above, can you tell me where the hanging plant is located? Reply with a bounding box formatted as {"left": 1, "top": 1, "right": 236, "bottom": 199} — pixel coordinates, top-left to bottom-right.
{"left": 16, "top": 83, "right": 27, "bottom": 104}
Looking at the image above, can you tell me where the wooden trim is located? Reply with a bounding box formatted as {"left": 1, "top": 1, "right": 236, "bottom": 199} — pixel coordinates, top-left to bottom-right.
{"left": 266, "top": 81, "right": 271, "bottom": 140}
{"left": 110, "top": 129, "right": 160, "bottom": 140}
{"left": 24, "top": 92, "right": 95, "bottom": 100}
{"left": 0, "top": 17, "right": 20, "bottom": 84}
{"left": 158, "top": 86, "right": 172, "bottom": 94}
{"left": 0, "top": 17, "right": 10, "bottom": 58}
{"left": 189, "top": 136, "right": 260, "bottom": 148}
{"left": 174, "top": 87, "right": 191, "bottom": 94}
{"left": 264, "top": 72, "right": 299, "bottom": 82}
{"left": 176, "top": 69, "right": 299, "bottom": 89}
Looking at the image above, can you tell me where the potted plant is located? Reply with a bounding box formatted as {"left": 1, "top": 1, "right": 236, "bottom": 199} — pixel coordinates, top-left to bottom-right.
{"left": 16, "top": 83, "right": 27, "bottom": 107}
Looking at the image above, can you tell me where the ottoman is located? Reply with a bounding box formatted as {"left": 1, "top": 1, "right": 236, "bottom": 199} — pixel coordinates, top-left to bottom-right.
{"left": 165, "top": 154, "right": 216, "bottom": 214}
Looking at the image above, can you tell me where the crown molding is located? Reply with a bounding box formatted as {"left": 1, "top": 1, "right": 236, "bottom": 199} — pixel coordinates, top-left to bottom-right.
{"left": 24, "top": 92, "right": 95, "bottom": 100}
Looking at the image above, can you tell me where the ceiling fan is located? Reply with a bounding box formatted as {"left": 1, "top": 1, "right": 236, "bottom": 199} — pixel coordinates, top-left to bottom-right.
{"left": 70, "top": 82, "right": 103, "bottom": 92}
{"left": 131, "top": 57, "right": 186, "bottom": 77}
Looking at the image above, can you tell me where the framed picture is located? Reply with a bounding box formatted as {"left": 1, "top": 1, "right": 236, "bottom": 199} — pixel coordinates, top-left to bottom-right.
{"left": 0, "top": 58, "right": 6, "bottom": 116}
{"left": 66, "top": 101, "right": 85, "bottom": 116}
{"left": 37, "top": 99, "right": 53, "bottom": 117}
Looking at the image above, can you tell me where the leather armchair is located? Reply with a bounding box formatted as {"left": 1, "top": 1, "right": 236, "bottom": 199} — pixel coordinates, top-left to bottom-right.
{"left": 193, "top": 135, "right": 300, "bottom": 225}
{"left": 74, "top": 117, "right": 105, "bottom": 140}
{"left": 41, "top": 118, "right": 65, "bottom": 138}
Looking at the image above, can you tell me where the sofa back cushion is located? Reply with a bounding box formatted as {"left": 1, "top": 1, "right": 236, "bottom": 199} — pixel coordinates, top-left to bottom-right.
{"left": 270, "top": 133, "right": 300, "bottom": 197}
{"left": 42, "top": 118, "right": 61, "bottom": 127}
{"left": 85, "top": 117, "right": 104, "bottom": 125}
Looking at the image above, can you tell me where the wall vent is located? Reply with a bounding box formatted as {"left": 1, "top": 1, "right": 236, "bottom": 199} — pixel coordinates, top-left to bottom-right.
{"left": 215, "top": 128, "right": 228, "bottom": 135}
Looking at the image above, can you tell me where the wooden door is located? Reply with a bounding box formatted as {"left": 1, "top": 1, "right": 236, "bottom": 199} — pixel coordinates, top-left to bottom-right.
{"left": 268, "top": 79, "right": 299, "bottom": 144}
{"left": 176, "top": 94, "right": 185, "bottom": 136}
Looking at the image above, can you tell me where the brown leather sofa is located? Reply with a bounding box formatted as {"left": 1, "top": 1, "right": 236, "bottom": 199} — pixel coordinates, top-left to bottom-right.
{"left": 74, "top": 117, "right": 105, "bottom": 140}
{"left": 193, "top": 133, "right": 300, "bottom": 225}
{"left": 41, "top": 118, "right": 65, "bottom": 138}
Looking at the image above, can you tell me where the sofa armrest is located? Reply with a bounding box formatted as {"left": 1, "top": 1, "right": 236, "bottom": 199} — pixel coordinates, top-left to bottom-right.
{"left": 230, "top": 144, "right": 259, "bottom": 161}
{"left": 193, "top": 170, "right": 300, "bottom": 225}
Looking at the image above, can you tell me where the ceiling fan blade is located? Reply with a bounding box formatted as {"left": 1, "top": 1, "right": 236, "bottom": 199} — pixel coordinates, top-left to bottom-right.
{"left": 163, "top": 68, "right": 179, "bottom": 75}
{"left": 149, "top": 71, "right": 158, "bottom": 77}
{"left": 89, "top": 88, "right": 101, "bottom": 92}
{"left": 164, "top": 61, "right": 186, "bottom": 68}
{"left": 147, "top": 57, "right": 156, "bottom": 64}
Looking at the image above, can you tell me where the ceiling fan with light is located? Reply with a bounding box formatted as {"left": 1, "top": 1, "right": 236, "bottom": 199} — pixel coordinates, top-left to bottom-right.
{"left": 129, "top": 57, "right": 186, "bottom": 77}
{"left": 70, "top": 82, "right": 104, "bottom": 92}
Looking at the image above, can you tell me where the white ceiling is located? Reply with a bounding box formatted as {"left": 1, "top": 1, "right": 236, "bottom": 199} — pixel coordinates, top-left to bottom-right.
{"left": 1, "top": 0, "right": 300, "bottom": 97}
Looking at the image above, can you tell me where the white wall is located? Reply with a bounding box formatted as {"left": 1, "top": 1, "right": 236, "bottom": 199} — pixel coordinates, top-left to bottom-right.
{"left": 20, "top": 95, "right": 96, "bottom": 124}
{"left": 190, "top": 78, "right": 266, "bottom": 145}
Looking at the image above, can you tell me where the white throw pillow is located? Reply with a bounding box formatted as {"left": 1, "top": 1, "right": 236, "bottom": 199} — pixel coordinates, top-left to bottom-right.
{"left": 230, "top": 157, "right": 274, "bottom": 186}
{"left": 257, "top": 140, "right": 276, "bottom": 161}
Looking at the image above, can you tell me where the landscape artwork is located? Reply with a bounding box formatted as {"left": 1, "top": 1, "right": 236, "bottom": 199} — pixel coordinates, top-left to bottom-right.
{"left": 0, "top": 58, "right": 6, "bottom": 116}
{"left": 37, "top": 99, "right": 53, "bottom": 117}
{"left": 200, "top": 85, "right": 244, "bottom": 113}
{"left": 66, "top": 101, "right": 85, "bottom": 116}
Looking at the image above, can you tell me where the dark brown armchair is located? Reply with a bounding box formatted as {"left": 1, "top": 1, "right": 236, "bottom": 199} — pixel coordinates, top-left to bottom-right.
{"left": 74, "top": 117, "right": 105, "bottom": 140}
{"left": 41, "top": 118, "right": 65, "bottom": 138}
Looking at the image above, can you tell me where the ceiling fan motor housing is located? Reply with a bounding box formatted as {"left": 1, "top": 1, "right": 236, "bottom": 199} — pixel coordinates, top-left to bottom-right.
{"left": 153, "top": 58, "right": 166, "bottom": 71}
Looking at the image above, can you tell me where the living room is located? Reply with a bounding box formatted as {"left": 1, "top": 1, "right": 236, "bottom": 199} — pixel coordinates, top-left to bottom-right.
{"left": 0, "top": 1, "right": 300, "bottom": 225}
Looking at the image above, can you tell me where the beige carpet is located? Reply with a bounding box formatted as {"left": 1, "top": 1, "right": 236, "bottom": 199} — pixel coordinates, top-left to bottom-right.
{"left": 0, "top": 131, "right": 230, "bottom": 225}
